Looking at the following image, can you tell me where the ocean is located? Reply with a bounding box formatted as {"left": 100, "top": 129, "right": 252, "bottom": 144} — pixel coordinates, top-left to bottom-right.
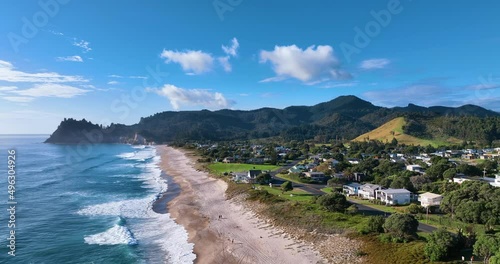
{"left": 0, "top": 135, "right": 195, "bottom": 263}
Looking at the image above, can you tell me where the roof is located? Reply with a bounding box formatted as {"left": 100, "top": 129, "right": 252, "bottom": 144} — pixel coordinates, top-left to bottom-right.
{"left": 305, "top": 172, "right": 325, "bottom": 175}
{"left": 379, "top": 188, "right": 411, "bottom": 194}
{"left": 248, "top": 170, "right": 262, "bottom": 177}
{"left": 419, "top": 192, "right": 442, "bottom": 199}
{"left": 360, "top": 183, "right": 381, "bottom": 190}
{"left": 345, "top": 182, "right": 362, "bottom": 188}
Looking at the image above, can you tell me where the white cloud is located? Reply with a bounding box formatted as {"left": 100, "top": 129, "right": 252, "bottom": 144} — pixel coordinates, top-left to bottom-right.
{"left": 108, "top": 74, "right": 123, "bottom": 78}
{"left": 0, "top": 60, "right": 87, "bottom": 83}
{"left": 107, "top": 81, "right": 119, "bottom": 85}
{"left": 218, "top": 56, "right": 232, "bottom": 72}
{"left": 468, "top": 83, "right": 500, "bottom": 90}
{"left": 0, "top": 86, "right": 18, "bottom": 91}
{"left": 321, "top": 82, "right": 359, "bottom": 89}
{"left": 359, "top": 58, "right": 390, "bottom": 70}
{"left": 259, "top": 45, "right": 350, "bottom": 83}
{"left": 160, "top": 50, "right": 214, "bottom": 74}
{"left": 128, "top": 75, "right": 147, "bottom": 79}
{"left": 222, "top": 38, "right": 239, "bottom": 57}
{"left": 73, "top": 39, "right": 92, "bottom": 52}
{"left": 11, "top": 83, "right": 90, "bottom": 98}
{"left": 153, "top": 84, "right": 234, "bottom": 110}
{"left": 56, "top": 55, "right": 83, "bottom": 62}
{"left": 2, "top": 96, "right": 34, "bottom": 103}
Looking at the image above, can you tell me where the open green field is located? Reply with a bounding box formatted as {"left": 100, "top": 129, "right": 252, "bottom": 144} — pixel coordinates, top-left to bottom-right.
{"left": 257, "top": 186, "right": 314, "bottom": 201}
{"left": 207, "top": 163, "right": 279, "bottom": 174}
{"left": 353, "top": 117, "right": 461, "bottom": 147}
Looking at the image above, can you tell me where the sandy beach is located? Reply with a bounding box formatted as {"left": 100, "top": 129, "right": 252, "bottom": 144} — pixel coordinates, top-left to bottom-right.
{"left": 158, "top": 145, "right": 325, "bottom": 264}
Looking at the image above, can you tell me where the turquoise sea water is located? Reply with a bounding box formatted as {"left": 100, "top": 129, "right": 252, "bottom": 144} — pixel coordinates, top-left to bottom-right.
{"left": 0, "top": 135, "right": 195, "bottom": 263}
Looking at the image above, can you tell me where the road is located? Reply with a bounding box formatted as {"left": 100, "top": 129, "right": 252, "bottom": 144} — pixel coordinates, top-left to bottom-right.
{"left": 270, "top": 160, "right": 436, "bottom": 232}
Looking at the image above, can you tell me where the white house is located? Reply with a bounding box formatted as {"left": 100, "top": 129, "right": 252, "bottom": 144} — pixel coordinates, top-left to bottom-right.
{"left": 452, "top": 177, "right": 472, "bottom": 184}
{"left": 358, "top": 183, "right": 382, "bottom": 200}
{"left": 343, "top": 183, "right": 362, "bottom": 196}
{"left": 406, "top": 164, "right": 424, "bottom": 173}
{"left": 376, "top": 188, "right": 412, "bottom": 205}
{"left": 418, "top": 192, "right": 443, "bottom": 207}
{"left": 483, "top": 175, "right": 500, "bottom": 188}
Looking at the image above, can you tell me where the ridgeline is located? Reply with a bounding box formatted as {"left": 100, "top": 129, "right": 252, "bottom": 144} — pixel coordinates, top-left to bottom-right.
{"left": 45, "top": 95, "right": 500, "bottom": 146}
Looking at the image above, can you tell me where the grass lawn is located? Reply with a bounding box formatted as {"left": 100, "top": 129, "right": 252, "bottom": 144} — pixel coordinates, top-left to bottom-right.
{"left": 347, "top": 197, "right": 409, "bottom": 214}
{"left": 275, "top": 173, "right": 305, "bottom": 184}
{"left": 321, "top": 187, "right": 333, "bottom": 193}
{"left": 256, "top": 185, "right": 314, "bottom": 202}
{"left": 207, "top": 163, "right": 280, "bottom": 174}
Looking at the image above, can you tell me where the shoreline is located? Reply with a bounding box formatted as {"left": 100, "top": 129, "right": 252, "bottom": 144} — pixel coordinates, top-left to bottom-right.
{"left": 157, "top": 145, "right": 325, "bottom": 264}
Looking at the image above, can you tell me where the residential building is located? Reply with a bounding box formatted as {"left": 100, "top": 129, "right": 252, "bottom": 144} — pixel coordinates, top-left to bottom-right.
{"left": 304, "top": 172, "right": 325, "bottom": 181}
{"left": 418, "top": 192, "right": 443, "bottom": 207}
{"left": 376, "top": 188, "right": 412, "bottom": 205}
{"left": 406, "top": 164, "right": 424, "bottom": 173}
{"left": 343, "top": 182, "right": 362, "bottom": 196}
{"left": 247, "top": 170, "right": 262, "bottom": 182}
{"left": 358, "top": 183, "right": 382, "bottom": 200}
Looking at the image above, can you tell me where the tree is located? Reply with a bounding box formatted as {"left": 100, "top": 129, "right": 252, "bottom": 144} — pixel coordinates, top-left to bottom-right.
{"left": 406, "top": 204, "right": 424, "bottom": 214}
{"left": 346, "top": 204, "right": 358, "bottom": 214}
{"left": 383, "top": 213, "right": 419, "bottom": 242}
{"left": 443, "top": 168, "right": 457, "bottom": 181}
{"left": 473, "top": 234, "right": 500, "bottom": 264}
{"left": 365, "top": 215, "right": 385, "bottom": 234}
{"left": 316, "top": 193, "right": 349, "bottom": 212}
{"left": 424, "top": 228, "right": 456, "bottom": 261}
{"left": 281, "top": 181, "right": 293, "bottom": 194}
{"left": 255, "top": 173, "right": 272, "bottom": 185}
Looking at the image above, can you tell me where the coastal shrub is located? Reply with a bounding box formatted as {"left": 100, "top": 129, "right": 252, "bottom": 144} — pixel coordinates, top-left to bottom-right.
{"left": 316, "top": 193, "right": 349, "bottom": 212}
{"left": 281, "top": 181, "right": 293, "bottom": 193}
{"left": 406, "top": 204, "right": 424, "bottom": 214}
{"left": 247, "top": 190, "right": 285, "bottom": 203}
{"left": 424, "top": 228, "right": 456, "bottom": 261}
{"left": 383, "top": 213, "right": 419, "bottom": 242}
{"left": 365, "top": 215, "right": 385, "bottom": 234}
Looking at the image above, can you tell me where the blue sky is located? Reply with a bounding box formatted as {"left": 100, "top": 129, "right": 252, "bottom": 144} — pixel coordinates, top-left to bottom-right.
{"left": 1, "top": 0, "right": 500, "bottom": 134}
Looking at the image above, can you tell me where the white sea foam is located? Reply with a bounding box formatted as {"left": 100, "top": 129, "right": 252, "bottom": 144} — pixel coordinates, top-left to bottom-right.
{"left": 133, "top": 145, "right": 146, "bottom": 149}
{"left": 79, "top": 147, "right": 195, "bottom": 263}
{"left": 117, "top": 152, "right": 136, "bottom": 159}
{"left": 84, "top": 224, "right": 138, "bottom": 246}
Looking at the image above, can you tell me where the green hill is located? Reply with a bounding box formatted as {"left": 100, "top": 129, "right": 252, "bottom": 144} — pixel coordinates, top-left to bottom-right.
{"left": 45, "top": 95, "right": 500, "bottom": 145}
{"left": 353, "top": 117, "right": 462, "bottom": 147}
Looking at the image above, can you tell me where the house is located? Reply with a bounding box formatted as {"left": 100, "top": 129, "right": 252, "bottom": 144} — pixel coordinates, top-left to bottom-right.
{"left": 482, "top": 174, "right": 500, "bottom": 188}
{"left": 223, "top": 157, "right": 235, "bottom": 163}
{"left": 304, "top": 172, "right": 325, "bottom": 181}
{"left": 358, "top": 183, "right": 382, "bottom": 200}
{"left": 418, "top": 192, "right": 443, "bottom": 207}
{"left": 406, "top": 164, "right": 424, "bottom": 173}
{"left": 343, "top": 182, "right": 362, "bottom": 196}
{"left": 376, "top": 188, "right": 412, "bottom": 205}
{"left": 331, "top": 173, "right": 345, "bottom": 179}
{"left": 347, "top": 158, "right": 360, "bottom": 165}
{"left": 247, "top": 158, "right": 264, "bottom": 164}
{"left": 247, "top": 170, "right": 262, "bottom": 182}
{"left": 232, "top": 172, "right": 248, "bottom": 183}
{"left": 288, "top": 167, "right": 302, "bottom": 174}
{"left": 452, "top": 177, "right": 471, "bottom": 184}
{"left": 352, "top": 172, "right": 365, "bottom": 182}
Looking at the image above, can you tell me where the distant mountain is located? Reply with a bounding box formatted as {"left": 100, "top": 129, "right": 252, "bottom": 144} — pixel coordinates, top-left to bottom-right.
{"left": 45, "top": 95, "right": 500, "bottom": 145}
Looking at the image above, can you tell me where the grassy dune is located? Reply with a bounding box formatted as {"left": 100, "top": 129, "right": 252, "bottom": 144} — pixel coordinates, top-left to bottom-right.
{"left": 207, "top": 163, "right": 280, "bottom": 174}
{"left": 353, "top": 117, "right": 460, "bottom": 147}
